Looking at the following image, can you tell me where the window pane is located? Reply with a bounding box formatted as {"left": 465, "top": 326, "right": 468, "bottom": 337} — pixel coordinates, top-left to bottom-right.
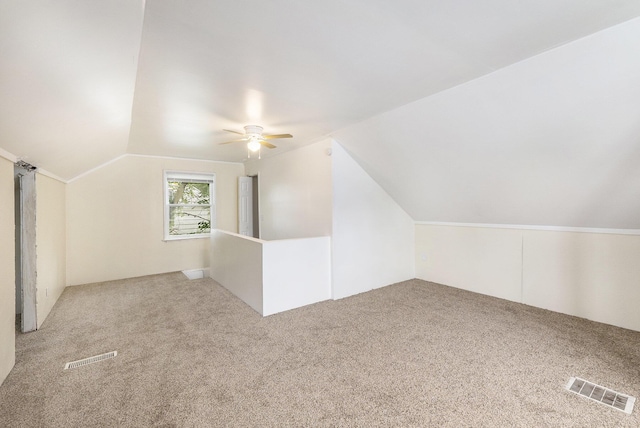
{"left": 168, "top": 181, "right": 210, "bottom": 205}
{"left": 169, "top": 205, "right": 211, "bottom": 235}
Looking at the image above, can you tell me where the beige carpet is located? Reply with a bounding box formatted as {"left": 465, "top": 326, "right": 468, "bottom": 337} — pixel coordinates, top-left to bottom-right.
{"left": 1, "top": 272, "right": 639, "bottom": 427}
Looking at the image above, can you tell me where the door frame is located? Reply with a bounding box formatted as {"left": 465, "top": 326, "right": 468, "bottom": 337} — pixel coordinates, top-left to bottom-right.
{"left": 14, "top": 164, "right": 37, "bottom": 332}
{"left": 238, "top": 176, "right": 253, "bottom": 237}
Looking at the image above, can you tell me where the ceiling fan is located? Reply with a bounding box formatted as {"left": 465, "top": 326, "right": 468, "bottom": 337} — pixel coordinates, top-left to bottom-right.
{"left": 219, "top": 125, "right": 293, "bottom": 152}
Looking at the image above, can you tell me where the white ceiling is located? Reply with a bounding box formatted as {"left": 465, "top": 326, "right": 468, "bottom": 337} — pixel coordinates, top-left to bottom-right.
{"left": 1, "top": 1, "right": 640, "bottom": 227}
{"left": 333, "top": 16, "right": 640, "bottom": 228}
{"left": 0, "top": 1, "right": 144, "bottom": 179}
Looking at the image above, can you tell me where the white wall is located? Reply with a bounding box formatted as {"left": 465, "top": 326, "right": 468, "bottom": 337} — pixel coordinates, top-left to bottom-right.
{"left": 0, "top": 156, "right": 15, "bottom": 386}
{"left": 262, "top": 236, "right": 331, "bottom": 316}
{"left": 416, "top": 224, "right": 640, "bottom": 332}
{"left": 210, "top": 230, "right": 263, "bottom": 314}
{"left": 331, "top": 141, "right": 415, "bottom": 299}
{"left": 415, "top": 225, "right": 523, "bottom": 302}
{"left": 522, "top": 230, "right": 640, "bottom": 332}
{"left": 210, "top": 230, "right": 331, "bottom": 316}
{"left": 67, "top": 155, "right": 244, "bottom": 285}
{"left": 244, "top": 139, "right": 332, "bottom": 240}
{"left": 244, "top": 139, "right": 413, "bottom": 302}
{"left": 35, "top": 174, "right": 66, "bottom": 328}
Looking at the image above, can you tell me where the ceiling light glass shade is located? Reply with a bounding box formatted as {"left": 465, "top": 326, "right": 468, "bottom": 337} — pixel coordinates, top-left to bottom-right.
{"left": 247, "top": 139, "right": 261, "bottom": 152}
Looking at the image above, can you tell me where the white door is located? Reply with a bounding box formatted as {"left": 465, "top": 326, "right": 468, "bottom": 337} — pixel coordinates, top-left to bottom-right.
{"left": 238, "top": 176, "right": 253, "bottom": 237}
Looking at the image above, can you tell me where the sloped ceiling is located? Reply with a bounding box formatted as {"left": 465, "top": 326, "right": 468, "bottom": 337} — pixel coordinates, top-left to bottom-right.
{"left": 1, "top": 1, "right": 639, "bottom": 227}
{"left": 0, "top": 1, "right": 144, "bottom": 179}
{"left": 333, "top": 17, "right": 640, "bottom": 228}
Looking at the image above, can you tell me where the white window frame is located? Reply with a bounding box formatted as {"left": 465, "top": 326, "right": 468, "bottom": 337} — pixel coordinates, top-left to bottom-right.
{"left": 163, "top": 171, "right": 216, "bottom": 241}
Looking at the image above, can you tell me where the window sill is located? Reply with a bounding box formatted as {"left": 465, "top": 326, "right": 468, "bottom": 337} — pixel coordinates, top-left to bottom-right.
{"left": 163, "top": 234, "right": 211, "bottom": 242}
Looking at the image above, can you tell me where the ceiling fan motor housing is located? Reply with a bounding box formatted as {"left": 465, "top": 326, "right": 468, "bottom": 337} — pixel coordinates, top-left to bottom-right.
{"left": 244, "top": 125, "right": 263, "bottom": 136}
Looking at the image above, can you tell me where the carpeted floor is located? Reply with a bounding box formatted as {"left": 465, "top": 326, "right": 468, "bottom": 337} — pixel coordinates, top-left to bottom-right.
{"left": 1, "top": 272, "right": 639, "bottom": 427}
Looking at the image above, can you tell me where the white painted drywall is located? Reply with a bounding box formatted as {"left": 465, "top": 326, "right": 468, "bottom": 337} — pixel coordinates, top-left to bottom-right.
{"left": 66, "top": 155, "right": 244, "bottom": 285}
{"left": 0, "top": 1, "right": 144, "bottom": 181}
{"left": 244, "top": 139, "right": 332, "bottom": 240}
{"left": 210, "top": 230, "right": 263, "bottom": 314}
{"left": 35, "top": 174, "right": 66, "bottom": 328}
{"left": 415, "top": 224, "right": 640, "bottom": 331}
{"left": 0, "top": 156, "right": 15, "bottom": 385}
{"left": 415, "top": 225, "right": 523, "bottom": 302}
{"left": 331, "top": 141, "right": 415, "bottom": 299}
{"left": 332, "top": 17, "right": 640, "bottom": 230}
{"left": 522, "top": 230, "right": 640, "bottom": 332}
{"left": 262, "top": 236, "right": 331, "bottom": 316}
{"left": 210, "top": 230, "right": 331, "bottom": 316}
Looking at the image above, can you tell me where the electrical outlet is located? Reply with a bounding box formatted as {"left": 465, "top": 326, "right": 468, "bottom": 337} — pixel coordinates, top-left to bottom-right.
{"left": 420, "top": 253, "right": 427, "bottom": 262}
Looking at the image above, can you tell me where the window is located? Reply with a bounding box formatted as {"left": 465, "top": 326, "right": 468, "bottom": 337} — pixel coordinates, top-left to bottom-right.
{"left": 164, "top": 171, "right": 215, "bottom": 240}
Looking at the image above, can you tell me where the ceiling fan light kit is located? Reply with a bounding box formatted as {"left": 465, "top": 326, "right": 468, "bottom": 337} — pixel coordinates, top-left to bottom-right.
{"left": 247, "top": 138, "right": 261, "bottom": 152}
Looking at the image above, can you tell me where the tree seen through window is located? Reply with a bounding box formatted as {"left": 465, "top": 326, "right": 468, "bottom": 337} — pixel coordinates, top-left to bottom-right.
{"left": 168, "top": 180, "right": 211, "bottom": 236}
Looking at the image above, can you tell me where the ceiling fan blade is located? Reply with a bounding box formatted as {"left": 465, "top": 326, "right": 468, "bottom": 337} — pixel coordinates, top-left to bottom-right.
{"left": 262, "top": 134, "right": 293, "bottom": 140}
{"left": 223, "top": 129, "right": 245, "bottom": 135}
{"left": 219, "top": 138, "right": 247, "bottom": 145}
{"left": 260, "top": 141, "right": 277, "bottom": 149}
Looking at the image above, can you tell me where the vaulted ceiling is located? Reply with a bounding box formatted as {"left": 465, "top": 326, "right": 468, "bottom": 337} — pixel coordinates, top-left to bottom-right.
{"left": 1, "top": 1, "right": 639, "bottom": 227}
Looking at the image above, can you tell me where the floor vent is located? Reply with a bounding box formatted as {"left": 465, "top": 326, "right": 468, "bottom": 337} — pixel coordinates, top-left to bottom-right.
{"left": 64, "top": 351, "right": 117, "bottom": 370}
{"left": 566, "top": 377, "right": 635, "bottom": 414}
